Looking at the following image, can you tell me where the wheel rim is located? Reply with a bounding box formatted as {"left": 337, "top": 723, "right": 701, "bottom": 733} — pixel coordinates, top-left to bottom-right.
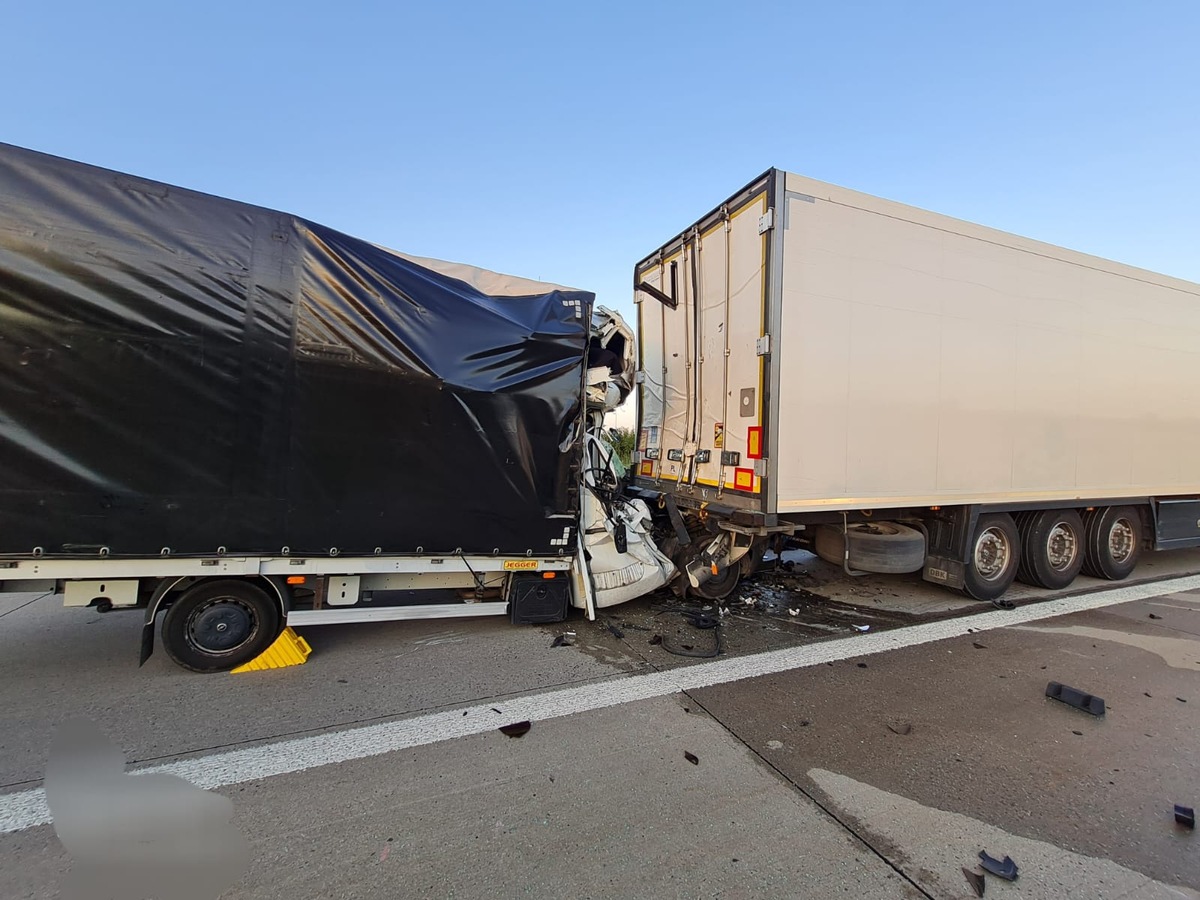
{"left": 974, "top": 527, "right": 1011, "bottom": 581}
{"left": 1108, "top": 518, "right": 1136, "bottom": 564}
{"left": 1045, "top": 522, "right": 1079, "bottom": 572}
{"left": 186, "top": 597, "right": 257, "bottom": 654}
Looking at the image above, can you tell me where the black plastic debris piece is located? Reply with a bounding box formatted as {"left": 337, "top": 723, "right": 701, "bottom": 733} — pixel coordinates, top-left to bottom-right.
{"left": 1178, "top": 697, "right": 1188, "bottom": 703}
{"left": 499, "top": 721, "right": 532, "bottom": 738}
{"left": 1148, "top": 613, "right": 1162, "bottom": 619}
{"left": 1174, "top": 805, "right": 1195, "bottom": 829}
{"left": 992, "top": 599, "right": 1016, "bottom": 610}
{"left": 856, "top": 662, "right": 868, "bottom": 668}
{"left": 684, "top": 751, "right": 699, "bottom": 766}
{"left": 978, "top": 851, "right": 1018, "bottom": 881}
{"left": 1045, "top": 682, "right": 1106, "bottom": 717}
{"left": 799, "top": 720, "right": 811, "bottom": 727}
{"left": 649, "top": 634, "right": 663, "bottom": 645}
{"left": 607, "top": 623, "right": 625, "bottom": 639}
{"left": 1145, "top": 692, "right": 1153, "bottom": 698}
{"left": 962, "top": 867, "right": 985, "bottom": 897}
{"left": 491, "top": 707, "right": 502, "bottom": 714}
{"left": 972, "top": 642, "right": 987, "bottom": 649}
{"left": 1072, "top": 730, "right": 1083, "bottom": 736}
{"left": 887, "top": 723, "right": 912, "bottom": 736}
{"left": 550, "top": 635, "right": 566, "bottom": 648}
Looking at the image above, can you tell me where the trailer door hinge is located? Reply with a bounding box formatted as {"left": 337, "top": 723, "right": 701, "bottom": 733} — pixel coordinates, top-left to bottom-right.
{"left": 757, "top": 208, "right": 775, "bottom": 234}
{"left": 756, "top": 335, "right": 771, "bottom": 356}
{"left": 753, "top": 458, "right": 768, "bottom": 477}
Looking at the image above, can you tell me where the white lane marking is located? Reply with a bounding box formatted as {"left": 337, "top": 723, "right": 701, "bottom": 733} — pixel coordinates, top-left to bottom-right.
{"left": 4, "top": 573, "right": 1200, "bottom": 835}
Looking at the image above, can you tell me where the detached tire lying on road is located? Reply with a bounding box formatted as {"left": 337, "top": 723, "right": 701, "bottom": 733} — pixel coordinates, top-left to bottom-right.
{"left": 162, "top": 580, "right": 282, "bottom": 673}
{"left": 813, "top": 522, "right": 925, "bottom": 574}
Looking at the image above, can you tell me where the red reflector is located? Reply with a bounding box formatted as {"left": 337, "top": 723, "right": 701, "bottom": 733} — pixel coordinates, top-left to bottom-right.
{"left": 639, "top": 460, "right": 655, "bottom": 477}
{"left": 543, "top": 572, "right": 557, "bottom": 579}
{"left": 747, "top": 426, "right": 763, "bottom": 460}
{"left": 286, "top": 576, "right": 306, "bottom": 585}
{"left": 733, "top": 467, "right": 754, "bottom": 490}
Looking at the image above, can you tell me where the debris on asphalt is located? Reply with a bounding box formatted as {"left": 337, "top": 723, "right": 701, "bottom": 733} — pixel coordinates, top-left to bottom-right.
{"left": 788, "top": 608, "right": 799, "bottom": 616}
{"left": 1177, "top": 697, "right": 1188, "bottom": 703}
{"left": 499, "top": 721, "right": 532, "bottom": 738}
{"left": 962, "top": 867, "right": 985, "bottom": 897}
{"left": 1045, "top": 681, "right": 1106, "bottom": 717}
{"left": 886, "top": 722, "right": 912, "bottom": 736}
{"left": 607, "top": 623, "right": 625, "bottom": 639}
{"left": 799, "top": 719, "right": 811, "bottom": 727}
{"left": 1145, "top": 692, "right": 1152, "bottom": 697}
{"left": 549, "top": 632, "right": 576, "bottom": 648}
{"left": 1174, "top": 805, "right": 1195, "bottom": 829}
{"left": 660, "top": 610, "right": 724, "bottom": 658}
{"left": 992, "top": 598, "right": 1016, "bottom": 610}
{"left": 491, "top": 707, "right": 502, "bottom": 714}
{"left": 649, "top": 634, "right": 663, "bottom": 645}
{"left": 1148, "top": 613, "right": 1162, "bottom": 619}
{"left": 856, "top": 662, "right": 868, "bottom": 668}
{"left": 684, "top": 751, "right": 699, "bottom": 765}
{"left": 766, "top": 740, "right": 784, "bottom": 750}
{"left": 972, "top": 641, "right": 987, "bottom": 649}
{"left": 1072, "top": 730, "right": 1083, "bottom": 736}
{"left": 978, "top": 851, "right": 1019, "bottom": 881}
{"left": 853, "top": 624, "right": 871, "bottom": 632}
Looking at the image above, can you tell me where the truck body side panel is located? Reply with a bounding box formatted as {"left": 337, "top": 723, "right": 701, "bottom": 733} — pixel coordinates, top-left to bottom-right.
{"left": 773, "top": 171, "right": 1200, "bottom": 511}
{"left": 0, "top": 143, "right": 593, "bottom": 558}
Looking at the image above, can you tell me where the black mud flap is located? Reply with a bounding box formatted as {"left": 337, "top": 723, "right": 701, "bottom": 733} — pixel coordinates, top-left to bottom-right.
{"left": 139, "top": 620, "right": 155, "bottom": 666}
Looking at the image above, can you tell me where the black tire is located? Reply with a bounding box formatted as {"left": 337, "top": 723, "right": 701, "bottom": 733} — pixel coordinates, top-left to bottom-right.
{"left": 964, "top": 513, "right": 1021, "bottom": 601}
{"left": 1081, "top": 506, "right": 1143, "bottom": 580}
{"left": 813, "top": 522, "right": 925, "bottom": 574}
{"left": 1016, "top": 508, "right": 1085, "bottom": 590}
{"left": 162, "top": 580, "right": 282, "bottom": 673}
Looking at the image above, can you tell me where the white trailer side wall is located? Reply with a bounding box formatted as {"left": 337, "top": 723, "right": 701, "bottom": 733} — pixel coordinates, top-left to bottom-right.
{"left": 774, "top": 172, "right": 1200, "bottom": 512}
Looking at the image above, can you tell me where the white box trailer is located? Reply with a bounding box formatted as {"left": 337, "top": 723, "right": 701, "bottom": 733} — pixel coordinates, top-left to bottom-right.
{"left": 632, "top": 169, "right": 1200, "bottom": 601}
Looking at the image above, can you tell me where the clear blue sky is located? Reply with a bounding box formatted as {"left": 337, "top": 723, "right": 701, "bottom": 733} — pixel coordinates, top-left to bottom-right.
{"left": 6, "top": 1, "right": 1198, "bottom": 329}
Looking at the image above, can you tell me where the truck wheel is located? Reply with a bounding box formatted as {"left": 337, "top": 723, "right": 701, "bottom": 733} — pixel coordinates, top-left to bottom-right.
{"left": 1081, "top": 506, "right": 1142, "bottom": 580}
{"left": 1016, "top": 509, "right": 1085, "bottom": 590}
{"left": 162, "top": 580, "right": 282, "bottom": 673}
{"left": 813, "top": 522, "right": 925, "bottom": 574}
{"left": 692, "top": 563, "right": 742, "bottom": 600}
{"left": 964, "top": 514, "right": 1020, "bottom": 601}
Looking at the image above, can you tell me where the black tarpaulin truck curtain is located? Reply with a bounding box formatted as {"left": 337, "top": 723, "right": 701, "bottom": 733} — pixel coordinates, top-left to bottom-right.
{"left": 0, "top": 142, "right": 591, "bottom": 557}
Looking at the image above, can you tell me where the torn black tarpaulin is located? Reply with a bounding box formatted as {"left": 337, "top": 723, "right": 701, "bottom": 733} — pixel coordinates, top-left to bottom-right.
{"left": 0, "top": 143, "right": 593, "bottom": 558}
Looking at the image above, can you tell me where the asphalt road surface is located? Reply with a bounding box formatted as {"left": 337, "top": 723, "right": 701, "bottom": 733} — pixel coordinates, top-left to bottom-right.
{"left": 3, "top": 549, "right": 1199, "bottom": 899}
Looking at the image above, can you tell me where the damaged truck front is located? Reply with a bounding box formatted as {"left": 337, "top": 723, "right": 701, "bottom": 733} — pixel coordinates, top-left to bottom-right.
{"left": 0, "top": 143, "right": 673, "bottom": 672}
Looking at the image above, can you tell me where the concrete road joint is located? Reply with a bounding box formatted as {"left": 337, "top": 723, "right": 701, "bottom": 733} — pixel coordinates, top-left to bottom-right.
{"left": 4, "top": 572, "right": 1200, "bottom": 836}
